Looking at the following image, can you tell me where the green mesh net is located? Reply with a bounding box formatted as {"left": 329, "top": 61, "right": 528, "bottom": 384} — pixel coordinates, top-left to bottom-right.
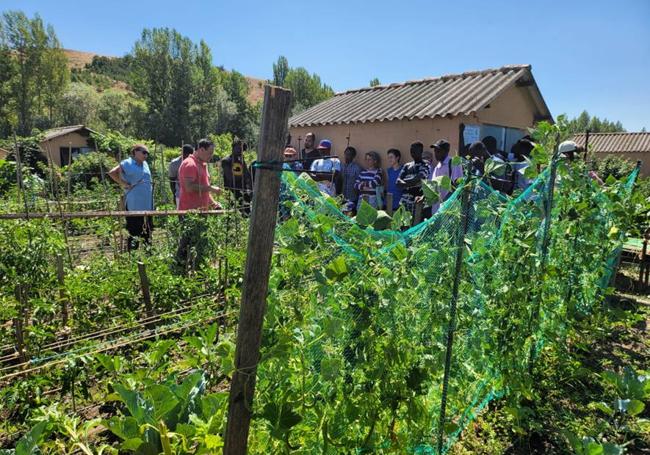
{"left": 248, "top": 158, "right": 640, "bottom": 454}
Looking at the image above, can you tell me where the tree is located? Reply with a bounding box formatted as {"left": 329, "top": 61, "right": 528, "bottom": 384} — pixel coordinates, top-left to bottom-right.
{"left": 369, "top": 77, "right": 381, "bottom": 87}
{"left": 270, "top": 56, "right": 335, "bottom": 114}
{"left": 131, "top": 27, "right": 197, "bottom": 145}
{"left": 0, "top": 11, "right": 68, "bottom": 135}
{"left": 58, "top": 83, "right": 99, "bottom": 126}
{"left": 273, "top": 56, "right": 289, "bottom": 87}
{"left": 565, "top": 110, "right": 626, "bottom": 134}
{"left": 189, "top": 41, "right": 221, "bottom": 141}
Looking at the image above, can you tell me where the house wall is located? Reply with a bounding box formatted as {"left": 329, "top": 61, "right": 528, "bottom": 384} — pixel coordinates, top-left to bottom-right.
{"left": 476, "top": 85, "right": 537, "bottom": 129}
{"left": 289, "top": 117, "right": 468, "bottom": 167}
{"left": 288, "top": 85, "right": 541, "bottom": 167}
{"left": 40, "top": 132, "right": 91, "bottom": 166}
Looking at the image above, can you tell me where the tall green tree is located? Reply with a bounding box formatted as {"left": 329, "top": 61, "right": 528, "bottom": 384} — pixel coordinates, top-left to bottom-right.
{"left": 272, "top": 55, "right": 289, "bottom": 87}
{"left": 0, "top": 11, "right": 68, "bottom": 135}
{"left": 369, "top": 77, "right": 381, "bottom": 87}
{"left": 131, "top": 27, "right": 197, "bottom": 145}
{"left": 190, "top": 41, "right": 221, "bottom": 141}
{"left": 271, "top": 56, "right": 334, "bottom": 114}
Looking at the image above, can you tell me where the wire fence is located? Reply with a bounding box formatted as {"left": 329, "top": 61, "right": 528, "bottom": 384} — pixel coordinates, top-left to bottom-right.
{"left": 247, "top": 155, "right": 640, "bottom": 453}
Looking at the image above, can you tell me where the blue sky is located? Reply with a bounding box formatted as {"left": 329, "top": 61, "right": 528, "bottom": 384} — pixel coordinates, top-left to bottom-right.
{"left": 2, "top": 0, "right": 649, "bottom": 130}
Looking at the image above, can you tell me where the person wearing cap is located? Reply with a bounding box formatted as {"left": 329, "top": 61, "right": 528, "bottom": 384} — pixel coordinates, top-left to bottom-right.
{"left": 302, "top": 132, "right": 320, "bottom": 169}
{"left": 558, "top": 140, "right": 604, "bottom": 185}
{"left": 396, "top": 142, "right": 431, "bottom": 214}
{"left": 309, "top": 139, "right": 341, "bottom": 197}
{"left": 282, "top": 146, "right": 303, "bottom": 171}
{"left": 169, "top": 144, "right": 194, "bottom": 208}
{"left": 108, "top": 144, "right": 154, "bottom": 251}
{"left": 429, "top": 139, "right": 463, "bottom": 215}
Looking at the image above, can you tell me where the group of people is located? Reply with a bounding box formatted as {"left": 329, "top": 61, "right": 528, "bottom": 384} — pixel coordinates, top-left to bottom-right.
{"left": 108, "top": 138, "right": 235, "bottom": 253}
{"left": 281, "top": 131, "right": 539, "bottom": 220}
{"left": 107, "top": 131, "right": 588, "bottom": 253}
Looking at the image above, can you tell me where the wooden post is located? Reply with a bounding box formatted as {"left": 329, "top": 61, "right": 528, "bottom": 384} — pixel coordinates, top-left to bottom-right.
{"left": 13, "top": 285, "right": 27, "bottom": 364}
{"left": 56, "top": 254, "right": 69, "bottom": 326}
{"left": 412, "top": 201, "right": 423, "bottom": 226}
{"left": 224, "top": 85, "right": 292, "bottom": 455}
{"left": 386, "top": 193, "right": 394, "bottom": 216}
{"left": 137, "top": 262, "right": 154, "bottom": 319}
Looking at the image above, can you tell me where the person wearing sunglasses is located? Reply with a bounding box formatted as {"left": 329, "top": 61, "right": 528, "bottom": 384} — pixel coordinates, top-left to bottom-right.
{"left": 108, "top": 144, "right": 154, "bottom": 251}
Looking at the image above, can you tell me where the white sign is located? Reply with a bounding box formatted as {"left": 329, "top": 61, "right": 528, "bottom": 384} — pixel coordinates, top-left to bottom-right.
{"left": 463, "top": 124, "right": 481, "bottom": 145}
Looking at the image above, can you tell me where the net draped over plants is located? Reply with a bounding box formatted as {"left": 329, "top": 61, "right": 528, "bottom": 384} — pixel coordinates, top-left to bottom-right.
{"left": 247, "top": 158, "right": 640, "bottom": 454}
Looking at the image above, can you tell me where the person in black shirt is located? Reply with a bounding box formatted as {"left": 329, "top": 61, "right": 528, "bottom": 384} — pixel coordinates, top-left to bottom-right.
{"left": 221, "top": 139, "right": 253, "bottom": 212}
{"left": 302, "top": 132, "right": 320, "bottom": 169}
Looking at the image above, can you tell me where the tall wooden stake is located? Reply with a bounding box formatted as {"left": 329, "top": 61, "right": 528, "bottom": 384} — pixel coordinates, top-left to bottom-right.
{"left": 137, "top": 262, "right": 154, "bottom": 319}
{"left": 56, "top": 254, "right": 69, "bottom": 326}
{"left": 224, "top": 85, "right": 292, "bottom": 455}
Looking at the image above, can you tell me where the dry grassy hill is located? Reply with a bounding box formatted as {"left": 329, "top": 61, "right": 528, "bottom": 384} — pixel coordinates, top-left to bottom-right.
{"left": 63, "top": 49, "right": 266, "bottom": 104}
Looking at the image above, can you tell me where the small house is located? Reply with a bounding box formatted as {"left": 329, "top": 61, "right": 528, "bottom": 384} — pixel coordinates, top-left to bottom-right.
{"left": 288, "top": 64, "right": 552, "bottom": 164}
{"left": 573, "top": 132, "right": 649, "bottom": 176}
{"left": 39, "top": 125, "right": 96, "bottom": 166}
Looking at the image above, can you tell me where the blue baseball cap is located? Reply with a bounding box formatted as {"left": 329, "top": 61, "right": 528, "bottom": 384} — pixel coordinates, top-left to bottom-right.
{"left": 317, "top": 139, "right": 332, "bottom": 150}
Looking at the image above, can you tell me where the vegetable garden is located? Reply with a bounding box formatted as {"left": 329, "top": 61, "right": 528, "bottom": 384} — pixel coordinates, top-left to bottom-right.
{"left": 0, "top": 112, "right": 648, "bottom": 454}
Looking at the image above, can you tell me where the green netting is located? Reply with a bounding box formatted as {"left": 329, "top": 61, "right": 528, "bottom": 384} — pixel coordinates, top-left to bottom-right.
{"left": 248, "top": 158, "right": 640, "bottom": 454}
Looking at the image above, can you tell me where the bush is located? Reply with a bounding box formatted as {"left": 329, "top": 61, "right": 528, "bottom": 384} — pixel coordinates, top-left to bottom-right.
{"left": 64, "top": 152, "right": 117, "bottom": 190}
{"left": 592, "top": 155, "right": 637, "bottom": 180}
{"left": 0, "top": 159, "right": 17, "bottom": 195}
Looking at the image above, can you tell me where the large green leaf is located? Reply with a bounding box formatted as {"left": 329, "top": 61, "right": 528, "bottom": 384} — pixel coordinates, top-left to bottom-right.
{"left": 356, "top": 200, "right": 377, "bottom": 226}
{"left": 15, "top": 421, "right": 48, "bottom": 455}
{"left": 146, "top": 384, "right": 179, "bottom": 421}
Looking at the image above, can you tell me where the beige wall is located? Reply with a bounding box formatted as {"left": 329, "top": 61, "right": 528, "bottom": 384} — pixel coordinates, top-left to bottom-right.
{"left": 594, "top": 152, "right": 649, "bottom": 177}
{"left": 290, "top": 117, "right": 466, "bottom": 166}
{"left": 40, "top": 132, "right": 91, "bottom": 166}
{"left": 476, "top": 85, "right": 537, "bottom": 128}
{"left": 289, "top": 85, "right": 541, "bottom": 166}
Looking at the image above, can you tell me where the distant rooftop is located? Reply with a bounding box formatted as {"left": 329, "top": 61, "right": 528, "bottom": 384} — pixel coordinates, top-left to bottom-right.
{"left": 573, "top": 132, "right": 650, "bottom": 154}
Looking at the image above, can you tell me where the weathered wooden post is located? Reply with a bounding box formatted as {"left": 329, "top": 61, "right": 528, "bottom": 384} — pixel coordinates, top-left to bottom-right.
{"left": 224, "top": 85, "right": 292, "bottom": 455}
{"left": 386, "top": 193, "right": 394, "bottom": 216}
{"left": 137, "top": 262, "right": 154, "bottom": 319}
{"left": 55, "top": 254, "right": 70, "bottom": 325}
{"left": 412, "top": 200, "right": 423, "bottom": 226}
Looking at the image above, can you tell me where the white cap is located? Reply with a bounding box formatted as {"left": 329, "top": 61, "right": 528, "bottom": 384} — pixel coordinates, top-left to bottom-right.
{"left": 558, "top": 140, "right": 578, "bottom": 155}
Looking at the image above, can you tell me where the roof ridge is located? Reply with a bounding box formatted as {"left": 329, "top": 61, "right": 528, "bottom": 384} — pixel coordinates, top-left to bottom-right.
{"left": 336, "top": 64, "right": 531, "bottom": 96}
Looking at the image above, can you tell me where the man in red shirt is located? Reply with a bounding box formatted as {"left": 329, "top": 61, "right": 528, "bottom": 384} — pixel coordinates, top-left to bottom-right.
{"left": 176, "top": 138, "right": 222, "bottom": 271}
{"left": 178, "top": 138, "right": 222, "bottom": 210}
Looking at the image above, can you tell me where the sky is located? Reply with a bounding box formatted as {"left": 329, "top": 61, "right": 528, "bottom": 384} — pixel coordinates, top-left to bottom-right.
{"left": 2, "top": 0, "right": 649, "bottom": 130}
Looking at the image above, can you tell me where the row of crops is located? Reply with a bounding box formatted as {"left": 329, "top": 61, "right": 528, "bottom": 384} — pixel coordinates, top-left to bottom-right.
{"left": 0, "top": 135, "right": 642, "bottom": 454}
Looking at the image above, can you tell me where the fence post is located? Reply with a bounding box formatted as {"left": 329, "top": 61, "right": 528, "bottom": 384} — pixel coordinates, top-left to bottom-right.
{"left": 527, "top": 146, "right": 560, "bottom": 370}
{"left": 386, "top": 193, "right": 394, "bottom": 216}
{"left": 437, "top": 184, "right": 471, "bottom": 454}
{"left": 224, "top": 85, "right": 292, "bottom": 455}
{"left": 412, "top": 200, "right": 423, "bottom": 226}
{"left": 137, "top": 262, "right": 154, "bottom": 319}
{"left": 13, "top": 285, "right": 27, "bottom": 364}
{"left": 56, "top": 254, "right": 70, "bottom": 326}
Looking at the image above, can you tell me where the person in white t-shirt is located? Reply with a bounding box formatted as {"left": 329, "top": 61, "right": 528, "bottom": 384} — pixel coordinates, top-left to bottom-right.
{"left": 309, "top": 139, "right": 341, "bottom": 196}
{"left": 429, "top": 139, "right": 463, "bottom": 215}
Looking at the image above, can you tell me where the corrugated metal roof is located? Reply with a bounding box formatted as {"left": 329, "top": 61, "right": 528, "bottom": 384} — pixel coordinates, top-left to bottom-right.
{"left": 42, "top": 125, "right": 95, "bottom": 142}
{"left": 573, "top": 132, "right": 650, "bottom": 154}
{"left": 289, "top": 64, "right": 551, "bottom": 127}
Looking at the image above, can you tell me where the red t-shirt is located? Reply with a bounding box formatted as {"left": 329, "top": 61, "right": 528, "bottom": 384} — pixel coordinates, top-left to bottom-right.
{"left": 178, "top": 154, "right": 212, "bottom": 210}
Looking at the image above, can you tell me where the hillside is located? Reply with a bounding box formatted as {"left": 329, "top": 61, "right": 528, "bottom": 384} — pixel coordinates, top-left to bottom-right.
{"left": 62, "top": 49, "right": 266, "bottom": 104}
